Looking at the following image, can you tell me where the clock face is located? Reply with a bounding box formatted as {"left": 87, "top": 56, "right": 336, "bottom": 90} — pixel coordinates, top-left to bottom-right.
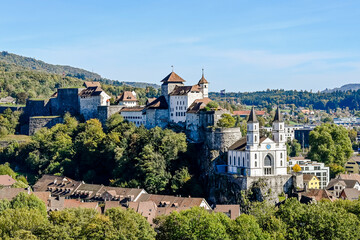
{"left": 266, "top": 144, "right": 271, "bottom": 150}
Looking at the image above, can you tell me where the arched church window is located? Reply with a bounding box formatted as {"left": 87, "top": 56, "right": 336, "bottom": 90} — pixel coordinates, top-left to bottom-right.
{"left": 280, "top": 153, "right": 283, "bottom": 158}
{"left": 238, "top": 157, "right": 240, "bottom": 166}
{"left": 255, "top": 162, "right": 257, "bottom": 167}
{"left": 242, "top": 157, "right": 245, "bottom": 166}
{"left": 255, "top": 135, "right": 257, "bottom": 142}
{"left": 264, "top": 155, "right": 272, "bottom": 166}
{"left": 280, "top": 160, "right": 283, "bottom": 166}
{"left": 255, "top": 154, "right": 257, "bottom": 159}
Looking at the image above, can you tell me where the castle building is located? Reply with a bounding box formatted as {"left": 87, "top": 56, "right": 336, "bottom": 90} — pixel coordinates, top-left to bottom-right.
{"left": 116, "top": 91, "right": 138, "bottom": 107}
{"left": 79, "top": 86, "right": 111, "bottom": 120}
{"left": 227, "top": 107, "right": 287, "bottom": 177}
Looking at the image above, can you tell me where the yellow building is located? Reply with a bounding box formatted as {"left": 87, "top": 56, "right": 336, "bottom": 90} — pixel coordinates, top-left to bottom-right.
{"left": 344, "top": 157, "right": 360, "bottom": 174}
{"left": 303, "top": 174, "right": 320, "bottom": 189}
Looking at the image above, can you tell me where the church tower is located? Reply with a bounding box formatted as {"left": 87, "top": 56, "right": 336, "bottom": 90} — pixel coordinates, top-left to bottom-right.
{"left": 272, "top": 107, "right": 285, "bottom": 144}
{"left": 198, "top": 69, "right": 209, "bottom": 98}
{"left": 247, "top": 107, "right": 259, "bottom": 146}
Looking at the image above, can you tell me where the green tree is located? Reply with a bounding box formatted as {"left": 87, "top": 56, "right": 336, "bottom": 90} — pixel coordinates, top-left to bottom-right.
{"left": 217, "top": 114, "right": 236, "bottom": 128}
{"left": 308, "top": 123, "right": 353, "bottom": 175}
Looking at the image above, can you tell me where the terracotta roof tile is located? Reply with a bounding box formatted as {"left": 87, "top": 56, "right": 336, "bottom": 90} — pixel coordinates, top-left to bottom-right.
{"left": 161, "top": 72, "right": 185, "bottom": 83}
{"left": 79, "top": 86, "right": 104, "bottom": 97}
{"left": 0, "top": 188, "right": 28, "bottom": 200}
{"left": 341, "top": 188, "right": 360, "bottom": 200}
{"left": 0, "top": 175, "right": 16, "bottom": 186}
{"left": 213, "top": 205, "right": 240, "bottom": 220}
{"left": 117, "top": 91, "right": 137, "bottom": 102}
{"left": 84, "top": 81, "right": 101, "bottom": 88}
{"left": 302, "top": 189, "right": 335, "bottom": 202}
{"left": 187, "top": 97, "right": 212, "bottom": 113}
{"left": 232, "top": 110, "right": 265, "bottom": 116}
{"left": 169, "top": 85, "right": 201, "bottom": 96}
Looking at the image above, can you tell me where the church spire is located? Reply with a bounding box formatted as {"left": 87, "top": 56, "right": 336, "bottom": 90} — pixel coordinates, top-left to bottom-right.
{"left": 248, "top": 107, "right": 258, "bottom": 123}
{"left": 273, "top": 107, "right": 283, "bottom": 122}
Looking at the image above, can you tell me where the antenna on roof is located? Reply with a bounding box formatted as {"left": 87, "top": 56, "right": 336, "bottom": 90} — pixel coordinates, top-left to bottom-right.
{"left": 171, "top": 65, "right": 174, "bottom": 72}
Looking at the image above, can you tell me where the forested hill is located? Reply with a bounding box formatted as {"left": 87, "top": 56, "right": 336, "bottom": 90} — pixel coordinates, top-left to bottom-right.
{"left": 0, "top": 51, "right": 101, "bottom": 80}
{"left": 209, "top": 89, "right": 360, "bottom": 110}
{"left": 323, "top": 84, "right": 360, "bottom": 93}
{"left": 0, "top": 51, "right": 160, "bottom": 89}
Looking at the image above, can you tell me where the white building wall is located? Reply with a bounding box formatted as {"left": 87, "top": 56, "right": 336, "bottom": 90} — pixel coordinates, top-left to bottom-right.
{"left": 119, "top": 101, "right": 137, "bottom": 107}
{"left": 120, "top": 111, "right": 145, "bottom": 127}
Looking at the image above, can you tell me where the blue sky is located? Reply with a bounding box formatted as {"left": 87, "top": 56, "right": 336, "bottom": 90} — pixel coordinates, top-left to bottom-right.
{"left": 1, "top": 1, "right": 360, "bottom": 92}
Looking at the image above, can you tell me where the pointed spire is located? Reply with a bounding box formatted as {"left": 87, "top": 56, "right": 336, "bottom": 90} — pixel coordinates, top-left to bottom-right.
{"left": 198, "top": 68, "right": 208, "bottom": 84}
{"left": 248, "top": 107, "right": 258, "bottom": 123}
{"left": 274, "top": 107, "right": 283, "bottom": 122}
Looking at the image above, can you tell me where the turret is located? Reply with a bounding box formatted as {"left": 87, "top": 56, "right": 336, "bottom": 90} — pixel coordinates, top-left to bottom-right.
{"left": 247, "top": 107, "right": 259, "bottom": 146}
{"left": 160, "top": 71, "right": 185, "bottom": 103}
{"left": 272, "top": 107, "right": 285, "bottom": 143}
{"left": 198, "top": 69, "right": 209, "bottom": 98}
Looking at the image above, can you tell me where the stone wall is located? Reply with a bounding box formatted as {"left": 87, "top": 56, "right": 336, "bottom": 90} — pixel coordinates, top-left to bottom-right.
{"left": 145, "top": 109, "right": 169, "bottom": 129}
{"left": 205, "top": 127, "right": 242, "bottom": 153}
{"left": 97, "top": 105, "right": 123, "bottom": 126}
{"left": 29, "top": 116, "right": 63, "bottom": 135}
{"left": 52, "top": 88, "right": 82, "bottom": 116}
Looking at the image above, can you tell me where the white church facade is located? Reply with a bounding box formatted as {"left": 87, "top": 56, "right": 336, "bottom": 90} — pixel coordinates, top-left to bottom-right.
{"left": 227, "top": 107, "right": 287, "bottom": 177}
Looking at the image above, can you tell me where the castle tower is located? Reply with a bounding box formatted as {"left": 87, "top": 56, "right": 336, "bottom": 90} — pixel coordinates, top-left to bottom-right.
{"left": 247, "top": 107, "right": 259, "bottom": 146}
{"left": 160, "top": 71, "right": 185, "bottom": 103}
{"left": 272, "top": 107, "right": 285, "bottom": 143}
{"left": 198, "top": 69, "right": 209, "bottom": 98}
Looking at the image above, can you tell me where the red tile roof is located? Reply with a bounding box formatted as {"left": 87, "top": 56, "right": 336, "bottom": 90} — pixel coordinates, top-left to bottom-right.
{"left": 117, "top": 91, "right": 137, "bottom": 102}
{"left": 0, "top": 175, "right": 16, "bottom": 186}
{"left": 84, "top": 81, "right": 101, "bottom": 88}
{"left": 232, "top": 110, "right": 265, "bottom": 116}
{"left": 213, "top": 205, "right": 240, "bottom": 220}
{"left": 161, "top": 72, "right": 185, "bottom": 83}
{"left": 79, "top": 86, "right": 104, "bottom": 97}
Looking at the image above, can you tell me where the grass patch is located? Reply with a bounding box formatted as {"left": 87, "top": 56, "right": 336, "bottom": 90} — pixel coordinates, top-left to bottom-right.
{"left": 0, "top": 104, "right": 25, "bottom": 107}
{"left": 30, "top": 115, "right": 61, "bottom": 119}
{"left": 0, "top": 134, "right": 31, "bottom": 142}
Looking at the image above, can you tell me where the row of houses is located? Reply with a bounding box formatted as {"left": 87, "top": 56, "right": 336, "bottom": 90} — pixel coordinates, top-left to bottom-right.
{"left": 0, "top": 174, "right": 240, "bottom": 225}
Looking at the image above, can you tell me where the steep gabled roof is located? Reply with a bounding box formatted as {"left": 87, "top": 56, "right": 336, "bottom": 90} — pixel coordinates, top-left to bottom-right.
{"left": 303, "top": 174, "right": 317, "bottom": 183}
{"left": 302, "top": 189, "right": 335, "bottom": 202}
{"left": 145, "top": 96, "right": 169, "bottom": 110}
{"left": 247, "top": 107, "right": 258, "bottom": 123}
{"left": 161, "top": 72, "right": 185, "bottom": 83}
{"left": 169, "top": 85, "right": 201, "bottom": 96}
{"left": 341, "top": 188, "right": 360, "bottom": 200}
{"left": 273, "top": 107, "right": 283, "bottom": 122}
{"left": 79, "top": 86, "right": 104, "bottom": 97}
{"left": 198, "top": 73, "right": 208, "bottom": 84}
{"left": 326, "top": 179, "right": 359, "bottom": 190}
{"left": 187, "top": 97, "right": 212, "bottom": 113}
{"left": 0, "top": 175, "right": 16, "bottom": 186}
{"left": 117, "top": 91, "right": 137, "bottom": 102}
{"left": 83, "top": 81, "right": 101, "bottom": 88}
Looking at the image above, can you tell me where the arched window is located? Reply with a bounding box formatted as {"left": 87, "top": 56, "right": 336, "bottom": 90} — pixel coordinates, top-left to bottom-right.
{"left": 280, "top": 153, "right": 283, "bottom": 158}
{"left": 238, "top": 157, "right": 240, "bottom": 166}
{"left": 233, "top": 156, "right": 236, "bottom": 166}
{"left": 255, "top": 162, "right": 257, "bottom": 167}
{"left": 242, "top": 157, "right": 245, "bottom": 166}
{"left": 280, "top": 124, "right": 282, "bottom": 130}
{"left": 255, "top": 135, "right": 257, "bottom": 142}
{"left": 280, "top": 160, "right": 283, "bottom": 166}
{"left": 254, "top": 125, "right": 256, "bottom": 130}
{"left": 264, "top": 155, "right": 272, "bottom": 166}
{"left": 255, "top": 153, "right": 257, "bottom": 159}
{"left": 280, "top": 135, "right": 283, "bottom": 141}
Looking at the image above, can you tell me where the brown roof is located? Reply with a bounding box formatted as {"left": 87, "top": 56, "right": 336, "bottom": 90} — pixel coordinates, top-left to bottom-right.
{"left": 232, "top": 110, "right": 265, "bottom": 116}
{"left": 79, "top": 86, "right": 104, "bottom": 97}
{"left": 117, "top": 91, "right": 137, "bottom": 102}
{"left": 104, "top": 201, "right": 125, "bottom": 212}
{"left": 98, "top": 186, "right": 145, "bottom": 201}
{"left": 0, "top": 175, "right": 16, "bottom": 186}
{"left": 0, "top": 188, "right": 27, "bottom": 200}
{"left": 146, "top": 98, "right": 157, "bottom": 105}
{"left": 213, "top": 205, "right": 240, "bottom": 220}
{"left": 48, "top": 196, "right": 65, "bottom": 211}
{"left": 187, "top": 97, "right": 212, "bottom": 113}
{"left": 128, "top": 201, "right": 158, "bottom": 224}
{"left": 326, "top": 179, "right": 359, "bottom": 190}
{"left": 228, "top": 137, "right": 267, "bottom": 151}
{"left": 145, "top": 96, "right": 168, "bottom": 110}
{"left": 303, "top": 174, "right": 317, "bottom": 183}
{"left": 302, "top": 189, "right": 335, "bottom": 202}
{"left": 135, "top": 194, "right": 209, "bottom": 209}
{"left": 161, "top": 72, "right": 185, "bottom": 83}
{"left": 72, "top": 184, "right": 103, "bottom": 199}
{"left": 84, "top": 81, "right": 101, "bottom": 88}
{"left": 338, "top": 173, "right": 360, "bottom": 182}
{"left": 33, "top": 174, "right": 81, "bottom": 197}
{"left": 341, "top": 188, "right": 360, "bottom": 200}
{"left": 64, "top": 199, "right": 100, "bottom": 212}
{"left": 169, "top": 85, "right": 201, "bottom": 96}
{"left": 198, "top": 74, "right": 208, "bottom": 84}
{"left": 32, "top": 192, "right": 51, "bottom": 205}
{"left": 119, "top": 106, "right": 144, "bottom": 112}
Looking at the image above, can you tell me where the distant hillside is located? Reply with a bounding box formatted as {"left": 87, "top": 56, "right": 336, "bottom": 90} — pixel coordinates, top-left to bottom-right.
{"left": 0, "top": 51, "right": 160, "bottom": 89}
{"left": 0, "top": 51, "right": 101, "bottom": 80}
{"left": 323, "top": 84, "right": 360, "bottom": 93}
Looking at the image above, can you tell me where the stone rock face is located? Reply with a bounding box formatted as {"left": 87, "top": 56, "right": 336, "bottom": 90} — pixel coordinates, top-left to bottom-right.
{"left": 29, "top": 116, "right": 63, "bottom": 135}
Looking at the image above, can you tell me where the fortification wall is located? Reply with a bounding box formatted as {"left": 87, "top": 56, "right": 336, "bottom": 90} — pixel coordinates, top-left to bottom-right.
{"left": 0, "top": 106, "right": 25, "bottom": 114}
{"left": 97, "top": 105, "right": 123, "bottom": 125}
{"left": 205, "top": 127, "right": 242, "bottom": 153}
{"left": 28, "top": 116, "right": 63, "bottom": 135}
{"left": 24, "top": 99, "right": 50, "bottom": 118}
{"left": 53, "top": 88, "right": 82, "bottom": 116}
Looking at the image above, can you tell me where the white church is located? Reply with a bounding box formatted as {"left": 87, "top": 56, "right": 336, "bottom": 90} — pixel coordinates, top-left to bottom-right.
{"left": 227, "top": 107, "right": 287, "bottom": 177}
